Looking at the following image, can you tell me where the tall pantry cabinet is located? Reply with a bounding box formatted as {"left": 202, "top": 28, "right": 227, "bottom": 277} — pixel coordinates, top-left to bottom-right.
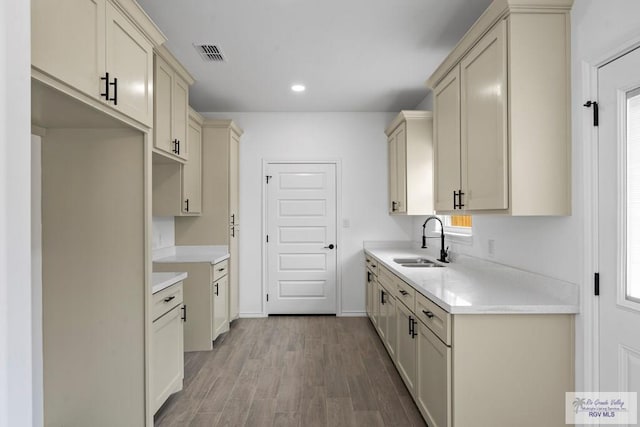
{"left": 175, "top": 120, "right": 243, "bottom": 321}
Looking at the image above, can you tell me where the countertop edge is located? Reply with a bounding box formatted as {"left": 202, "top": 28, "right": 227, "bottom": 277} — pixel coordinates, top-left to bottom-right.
{"left": 152, "top": 272, "right": 188, "bottom": 294}
{"left": 364, "top": 248, "right": 580, "bottom": 315}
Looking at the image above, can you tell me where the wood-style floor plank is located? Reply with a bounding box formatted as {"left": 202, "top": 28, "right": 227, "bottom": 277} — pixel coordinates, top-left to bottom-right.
{"left": 154, "top": 317, "right": 426, "bottom": 427}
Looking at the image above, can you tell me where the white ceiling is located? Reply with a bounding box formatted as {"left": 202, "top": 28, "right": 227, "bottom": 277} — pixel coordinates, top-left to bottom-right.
{"left": 137, "top": 0, "right": 492, "bottom": 112}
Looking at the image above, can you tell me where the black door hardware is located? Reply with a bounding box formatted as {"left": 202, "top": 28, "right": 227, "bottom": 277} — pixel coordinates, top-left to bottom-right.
{"left": 324, "top": 244, "right": 335, "bottom": 249}
{"left": 214, "top": 283, "right": 219, "bottom": 296}
{"left": 391, "top": 201, "right": 398, "bottom": 212}
{"left": 380, "top": 290, "right": 385, "bottom": 305}
{"left": 164, "top": 296, "right": 175, "bottom": 303}
{"left": 181, "top": 305, "right": 187, "bottom": 322}
{"left": 422, "top": 310, "right": 434, "bottom": 319}
{"left": 594, "top": 272, "right": 600, "bottom": 296}
{"left": 185, "top": 198, "right": 190, "bottom": 212}
{"left": 584, "top": 101, "right": 599, "bottom": 126}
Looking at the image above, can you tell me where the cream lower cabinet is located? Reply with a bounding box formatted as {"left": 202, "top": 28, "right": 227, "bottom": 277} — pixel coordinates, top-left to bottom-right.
{"left": 428, "top": 0, "right": 572, "bottom": 215}
{"left": 229, "top": 224, "right": 239, "bottom": 320}
{"left": 395, "top": 301, "right": 417, "bottom": 396}
{"left": 154, "top": 259, "right": 230, "bottom": 352}
{"left": 212, "top": 269, "right": 230, "bottom": 339}
{"left": 416, "top": 320, "right": 451, "bottom": 427}
{"left": 152, "top": 283, "right": 185, "bottom": 414}
{"left": 32, "top": 0, "right": 160, "bottom": 126}
{"left": 365, "top": 253, "right": 574, "bottom": 427}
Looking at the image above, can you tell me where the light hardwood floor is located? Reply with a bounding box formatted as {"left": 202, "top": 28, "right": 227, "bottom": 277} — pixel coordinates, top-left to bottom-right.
{"left": 154, "top": 316, "right": 426, "bottom": 427}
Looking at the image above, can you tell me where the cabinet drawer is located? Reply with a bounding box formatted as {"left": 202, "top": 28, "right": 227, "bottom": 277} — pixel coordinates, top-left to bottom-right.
{"left": 396, "top": 279, "right": 415, "bottom": 311}
{"left": 416, "top": 292, "right": 451, "bottom": 345}
{"left": 365, "top": 254, "right": 379, "bottom": 276}
{"left": 377, "top": 264, "right": 396, "bottom": 292}
{"left": 152, "top": 283, "right": 183, "bottom": 321}
{"left": 212, "top": 259, "right": 229, "bottom": 282}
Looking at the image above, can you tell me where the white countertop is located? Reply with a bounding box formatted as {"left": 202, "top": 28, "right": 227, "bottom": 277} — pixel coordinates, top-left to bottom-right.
{"left": 153, "top": 245, "right": 230, "bottom": 264}
{"left": 152, "top": 272, "right": 188, "bottom": 294}
{"left": 365, "top": 246, "right": 579, "bottom": 314}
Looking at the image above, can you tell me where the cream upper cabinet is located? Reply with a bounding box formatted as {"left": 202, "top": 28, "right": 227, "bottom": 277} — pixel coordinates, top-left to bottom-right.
{"left": 229, "top": 132, "right": 240, "bottom": 226}
{"left": 461, "top": 20, "right": 508, "bottom": 211}
{"left": 31, "top": 0, "right": 163, "bottom": 127}
{"left": 433, "top": 67, "right": 461, "bottom": 212}
{"left": 385, "top": 111, "right": 434, "bottom": 215}
{"left": 427, "top": 0, "right": 572, "bottom": 215}
{"left": 153, "top": 47, "right": 194, "bottom": 161}
{"left": 32, "top": 0, "right": 106, "bottom": 99}
{"left": 105, "top": 2, "right": 154, "bottom": 126}
{"left": 182, "top": 110, "right": 203, "bottom": 215}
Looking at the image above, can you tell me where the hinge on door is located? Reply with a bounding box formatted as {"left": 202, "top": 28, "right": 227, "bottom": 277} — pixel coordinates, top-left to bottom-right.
{"left": 594, "top": 272, "right": 600, "bottom": 296}
{"left": 266, "top": 175, "right": 272, "bottom": 184}
{"left": 584, "top": 101, "right": 599, "bottom": 126}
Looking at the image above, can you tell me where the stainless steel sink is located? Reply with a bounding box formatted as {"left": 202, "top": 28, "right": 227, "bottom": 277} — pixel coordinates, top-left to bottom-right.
{"left": 401, "top": 263, "right": 445, "bottom": 268}
{"left": 393, "top": 257, "right": 434, "bottom": 264}
{"left": 393, "top": 258, "right": 445, "bottom": 268}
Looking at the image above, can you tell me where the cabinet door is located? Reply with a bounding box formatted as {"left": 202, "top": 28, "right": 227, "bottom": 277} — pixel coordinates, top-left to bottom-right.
{"left": 365, "top": 270, "right": 372, "bottom": 320}
{"left": 388, "top": 133, "right": 398, "bottom": 213}
{"left": 460, "top": 20, "right": 508, "bottom": 211}
{"left": 32, "top": 0, "right": 106, "bottom": 99}
{"left": 182, "top": 118, "right": 202, "bottom": 214}
{"left": 152, "top": 305, "right": 184, "bottom": 413}
{"left": 384, "top": 293, "right": 397, "bottom": 361}
{"left": 433, "top": 66, "right": 462, "bottom": 212}
{"left": 105, "top": 2, "right": 153, "bottom": 126}
{"left": 394, "top": 125, "right": 407, "bottom": 213}
{"left": 371, "top": 279, "right": 379, "bottom": 327}
{"left": 375, "top": 282, "right": 385, "bottom": 338}
{"left": 396, "top": 301, "right": 417, "bottom": 395}
{"left": 154, "top": 56, "right": 174, "bottom": 155}
{"left": 173, "top": 76, "right": 189, "bottom": 160}
{"left": 229, "top": 131, "right": 240, "bottom": 225}
{"left": 229, "top": 227, "right": 239, "bottom": 320}
{"left": 417, "top": 321, "right": 451, "bottom": 427}
{"left": 212, "top": 275, "right": 229, "bottom": 340}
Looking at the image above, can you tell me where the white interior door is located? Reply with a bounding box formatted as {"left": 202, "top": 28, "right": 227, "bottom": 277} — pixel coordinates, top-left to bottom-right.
{"left": 266, "top": 163, "right": 337, "bottom": 314}
{"left": 598, "top": 46, "right": 640, "bottom": 405}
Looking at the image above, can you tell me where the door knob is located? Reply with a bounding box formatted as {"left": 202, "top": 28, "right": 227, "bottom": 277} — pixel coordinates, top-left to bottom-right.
{"left": 324, "top": 244, "right": 335, "bottom": 249}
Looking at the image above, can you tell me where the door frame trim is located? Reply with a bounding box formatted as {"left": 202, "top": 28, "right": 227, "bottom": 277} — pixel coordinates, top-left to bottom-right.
{"left": 261, "top": 159, "right": 343, "bottom": 317}
{"left": 583, "top": 33, "right": 640, "bottom": 395}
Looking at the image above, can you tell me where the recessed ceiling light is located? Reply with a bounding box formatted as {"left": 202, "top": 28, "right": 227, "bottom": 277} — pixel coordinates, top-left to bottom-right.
{"left": 291, "top": 84, "right": 306, "bottom": 92}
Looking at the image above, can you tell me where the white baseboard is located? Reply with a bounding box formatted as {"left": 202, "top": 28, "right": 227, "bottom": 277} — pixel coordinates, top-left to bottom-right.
{"left": 339, "top": 311, "right": 367, "bottom": 317}
{"left": 238, "top": 312, "right": 268, "bottom": 318}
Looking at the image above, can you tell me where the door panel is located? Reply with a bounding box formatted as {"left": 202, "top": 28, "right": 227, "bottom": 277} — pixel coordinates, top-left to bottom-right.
{"left": 460, "top": 20, "right": 508, "bottom": 211}
{"left": 154, "top": 56, "right": 173, "bottom": 154}
{"left": 433, "top": 66, "right": 461, "bottom": 211}
{"left": 32, "top": 0, "right": 105, "bottom": 99}
{"left": 395, "top": 125, "right": 407, "bottom": 213}
{"left": 105, "top": 3, "right": 153, "bottom": 126}
{"left": 267, "top": 163, "right": 337, "bottom": 314}
{"left": 598, "top": 46, "right": 640, "bottom": 404}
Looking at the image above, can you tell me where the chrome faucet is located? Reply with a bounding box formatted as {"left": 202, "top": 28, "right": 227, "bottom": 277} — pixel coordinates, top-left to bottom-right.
{"left": 421, "top": 216, "right": 449, "bottom": 263}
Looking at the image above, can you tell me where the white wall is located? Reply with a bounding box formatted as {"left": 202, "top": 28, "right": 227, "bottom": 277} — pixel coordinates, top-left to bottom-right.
{"left": 152, "top": 216, "right": 175, "bottom": 250}
{"left": 202, "top": 112, "right": 415, "bottom": 316}
{"left": 0, "top": 0, "right": 32, "bottom": 425}
{"left": 414, "top": 92, "right": 433, "bottom": 111}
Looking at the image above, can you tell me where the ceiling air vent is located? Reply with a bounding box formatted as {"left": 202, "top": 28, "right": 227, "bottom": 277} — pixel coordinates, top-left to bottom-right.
{"left": 194, "top": 44, "right": 225, "bottom": 62}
